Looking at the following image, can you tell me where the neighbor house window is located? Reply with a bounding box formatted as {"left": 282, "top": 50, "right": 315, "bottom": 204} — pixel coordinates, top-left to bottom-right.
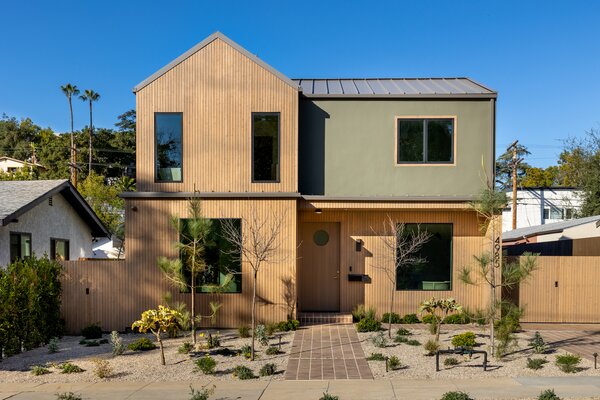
{"left": 565, "top": 208, "right": 574, "bottom": 219}
{"left": 252, "top": 113, "right": 280, "bottom": 182}
{"left": 397, "top": 118, "right": 454, "bottom": 163}
{"left": 544, "top": 208, "right": 563, "bottom": 220}
{"left": 10, "top": 232, "right": 32, "bottom": 262}
{"left": 50, "top": 238, "right": 69, "bottom": 261}
{"left": 396, "top": 224, "right": 453, "bottom": 291}
{"left": 155, "top": 112, "right": 183, "bottom": 182}
{"left": 180, "top": 218, "right": 242, "bottom": 293}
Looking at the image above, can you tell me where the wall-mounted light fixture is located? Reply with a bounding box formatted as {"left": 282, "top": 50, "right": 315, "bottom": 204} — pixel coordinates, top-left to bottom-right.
{"left": 355, "top": 239, "right": 363, "bottom": 252}
{"left": 315, "top": 208, "right": 322, "bottom": 214}
{"left": 131, "top": 205, "right": 138, "bottom": 212}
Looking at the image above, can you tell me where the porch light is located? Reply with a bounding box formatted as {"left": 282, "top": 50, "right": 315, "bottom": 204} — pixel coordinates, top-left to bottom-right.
{"left": 315, "top": 208, "right": 322, "bottom": 214}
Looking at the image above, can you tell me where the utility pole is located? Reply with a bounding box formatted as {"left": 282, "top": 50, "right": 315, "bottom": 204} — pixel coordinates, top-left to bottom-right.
{"left": 507, "top": 140, "right": 522, "bottom": 230}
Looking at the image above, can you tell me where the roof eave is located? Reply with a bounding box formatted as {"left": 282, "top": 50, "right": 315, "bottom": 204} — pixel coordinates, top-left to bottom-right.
{"left": 299, "top": 93, "right": 497, "bottom": 99}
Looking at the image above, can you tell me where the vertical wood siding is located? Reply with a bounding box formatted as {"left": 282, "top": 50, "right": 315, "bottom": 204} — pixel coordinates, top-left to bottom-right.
{"left": 136, "top": 38, "right": 298, "bottom": 193}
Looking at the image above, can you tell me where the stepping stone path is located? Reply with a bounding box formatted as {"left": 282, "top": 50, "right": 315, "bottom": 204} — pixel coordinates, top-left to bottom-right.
{"left": 285, "top": 324, "right": 373, "bottom": 380}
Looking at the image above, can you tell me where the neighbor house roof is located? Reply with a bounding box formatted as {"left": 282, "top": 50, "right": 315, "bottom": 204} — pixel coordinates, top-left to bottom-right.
{"left": 0, "top": 155, "right": 45, "bottom": 169}
{"left": 293, "top": 78, "right": 497, "bottom": 98}
{"left": 503, "top": 215, "right": 600, "bottom": 242}
{"left": 0, "top": 180, "right": 110, "bottom": 237}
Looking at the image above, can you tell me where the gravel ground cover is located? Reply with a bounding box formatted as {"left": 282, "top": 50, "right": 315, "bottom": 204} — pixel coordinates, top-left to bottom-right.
{"left": 0, "top": 329, "right": 293, "bottom": 383}
{"left": 360, "top": 324, "right": 600, "bottom": 379}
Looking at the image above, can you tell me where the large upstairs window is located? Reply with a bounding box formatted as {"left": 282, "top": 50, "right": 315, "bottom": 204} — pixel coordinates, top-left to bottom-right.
{"left": 397, "top": 118, "right": 454, "bottom": 164}
{"left": 155, "top": 112, "right": 183, "bottom": 182}
{"left": 252, "top": 113, "right": 280, "bottom": 182}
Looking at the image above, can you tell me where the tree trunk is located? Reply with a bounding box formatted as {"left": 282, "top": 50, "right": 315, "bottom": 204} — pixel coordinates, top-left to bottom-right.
{"left": 435, "top": 315, "right": 442, "bottom": 342}
{"left": 88, "top": 101, "right": 93, "bottom": 175}
{"left": 489, "top": 220, "right": 497, "bottom": 356}
{"left": 158, "top": 336, "right": 165, "bottom": 366}
{"left": 191, "top": 242, "right": 197, "bottom": 346}
{"left": 251, "top": 269, "right": 257, "bottom": 361}
{"left": 388, "top": 286, "right": 395, "bottom": 338}
{"left": 69, "top": 98, "right": 75, "bottom": 186}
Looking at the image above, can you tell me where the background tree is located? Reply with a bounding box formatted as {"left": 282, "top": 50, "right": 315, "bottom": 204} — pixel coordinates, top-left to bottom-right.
{"left": 79, "top": 89, "right": 100, "bottom": 174}
{"left": 495, "top": 143, "right": 531, "bottom": 188}
{"left": 521, "top": 166, "right": 560, "bottom": 187}
{"left": 220, "top": 208, "right": 285, "bottom": 361}
{"left": 78, "top": 172, "right": 124, "bottom": 235}
{"left": 372, "top": 217, "right": 431, "bottom": 338}
{"left": 60, "top": 83, "right": 80, "bottom": 185}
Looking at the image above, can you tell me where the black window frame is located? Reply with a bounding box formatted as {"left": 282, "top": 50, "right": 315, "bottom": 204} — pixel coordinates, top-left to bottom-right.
{"left": 50, "top": 238, "right": 70, "bottom": 261}
{"left": 9, "top": 231, "right": 32, "bottom": 262}
{"left": 396, "top": 117, "right": 455, "bottom": 164}
{"left": 251, "top": 112, "right": 281, "bottom": 183}
{"left": 154, "top": 112, "right": 184, "bottom": 183}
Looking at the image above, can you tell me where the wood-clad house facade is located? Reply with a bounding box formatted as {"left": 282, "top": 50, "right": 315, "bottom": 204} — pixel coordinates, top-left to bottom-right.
{"left": 63, "top": 32, "right": 500, "bottom": 332}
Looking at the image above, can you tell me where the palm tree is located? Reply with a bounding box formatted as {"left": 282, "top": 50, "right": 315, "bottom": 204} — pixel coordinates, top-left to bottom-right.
{"left": 60, "top": 83, "right": 80, "bottom": 185}
{"left": 79, "top": 89, "right": 101, "bottom": 174}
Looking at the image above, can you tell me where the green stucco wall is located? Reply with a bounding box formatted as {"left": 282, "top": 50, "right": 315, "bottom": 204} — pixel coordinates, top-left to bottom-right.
{"left": 298, "top": 99, "right": 494, "bottom": 198}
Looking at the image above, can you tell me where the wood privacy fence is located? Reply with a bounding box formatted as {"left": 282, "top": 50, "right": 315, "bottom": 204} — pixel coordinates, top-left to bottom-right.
{"left": 518, "top": 256, "right": 600, "bottom": 323}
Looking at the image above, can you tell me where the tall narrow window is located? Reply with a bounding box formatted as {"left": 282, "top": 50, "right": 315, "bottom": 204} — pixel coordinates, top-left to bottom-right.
{"left": 155, "top": 112, "right": 183, "bottom": 182}
{"left": 51, "top": 238, "right": 70, "bottom": 261}
{"left": 252, "top": 113, "right": 280, "bottom": 182}
{"left": 397, "top": 118, "right": 454, "bottom": 163}
{"left": 10, "top": 232, "right": 32, "bottom": 262}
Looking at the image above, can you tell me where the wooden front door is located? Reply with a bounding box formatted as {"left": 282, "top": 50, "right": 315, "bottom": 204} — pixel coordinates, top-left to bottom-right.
{"left": 299, "top": 222, "right": 340, "bottom": 312}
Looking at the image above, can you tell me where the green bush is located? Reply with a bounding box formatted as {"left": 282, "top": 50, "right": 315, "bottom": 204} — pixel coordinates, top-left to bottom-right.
{"left": 424, "top": 339, "right": 440, "bottom": 356}
{"left": 189, "top": 385, "right": 214, "bottom": 400}
{"left": 406, "top": 339, "right": 421, "bottom": 346}
{"left": 55, "top": 393, "right": 82, "bottom": 400}
{"left": 81, "top": 323, "right": 103, "bottom": 339}
{"left": 266, "top": 346, "right": 281, "bottom": 355}
{"left": 178, "top": 341, "right": 193, "bottom": 354}
{"left": 394, "top": 335, "right": 409, "bottom": 344}
{"left": 356, "top": 318, "right": 381, "bottom": 332}
{"left": 451, "top": 332, "right": 477, "bottom": 349}
{"left": 440, "top": 391, "right": 473, "bottom": 400}
{"left": 238, "top": 326, "right": 250, "bottom": 338}
{"left": 31, "top": 365, "right": 51, "bottom": 375}
{"left": 206, "top": 333, "right": 220, "bottom": 349}
{"left": 233, "top": 365, "right": 256, "bottom": 380}
{"left": 195, "top": 356, "right": 217, "bottom": 375}
{"left": 82, "top": 340, "right": 100, "bottom": 347}
{"left": 370, "top": 331, "right": 387, "bottom": 348}
{"left": 422, "top": 314, "right": 436, "bottom": 324}
{"left": 396, "top": 327, "right": 412, "bottom": 336}
{"left": 255, "top": 324, "right": 269, "bottom": 346}
{"left": 555, "top": 353, "right": 582, "bottom": 373}
{"left": 241, "top": 344, "right": 252, "bottom": 359}
{"left": 259, "top": 363, "right": 277, "bottom": 376}
{"left": 444, "top": 357, "right": 459, "bottom": 366}
{"left": 400, "top": 313, "right": 420, "bottom": 324}
{"left": 538, "top": 389, "right": 561, "bottom": 400}
{"left": 320, "top": 391, "right": 339, "bottom": 400}
{"left": 381, "top": 312, "right": 402, "bottom": 324}
{"left": 443, "top": 313, "right": 471, "bottom": 324}
{"left": 59, "top": 362, "right": 84, "bottom": 374}
{"left": 527, "top": 357, "right": 548, "bottom": 370}
{"left": 127, "top": 337, "right": 156, "bottom": 351}
{"left": 388, "top": 355, "right": 402, "bottom": 370}
{"left": 277, "top": 319, "right": 300, "bottom": 331}
{"left": 0, "top": 256, "right": 63, "bottom": 357}
{"left": 352, "top": 304, "right": 367, "bottom": 322}
{"left": 265, "top": 323, "right": 279, "bottom": 336}
{"left": 529, "top": 332, "right": 547, "bottom": 354}
{"left": 48, "top": 337, "right": 59, "bottom": 354}
{"left": 367, "top": 353, "right": 386, "bottom": 361}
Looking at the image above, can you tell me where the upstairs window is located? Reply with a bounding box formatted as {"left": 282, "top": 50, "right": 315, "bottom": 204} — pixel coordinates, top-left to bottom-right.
{"left": 155, "top": 112, "right": 183, "bottom": 182}
{"left": 252, "top": 113, "right": 280, "bottom": 182}
{"left": 10, "top": 232, "right": 31, "bottom": 262}
{"left": 397, "top": 118, "right": 454, "bottom": 164}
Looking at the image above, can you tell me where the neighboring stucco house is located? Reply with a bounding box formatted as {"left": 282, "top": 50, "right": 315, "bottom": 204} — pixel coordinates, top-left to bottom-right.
{"left": 0, "top": 180, "right": 110, "bottom": 266}
{"left": 0, "top": 155, "right": 45, "bottom": 173}
{"left": 502, "top": 187, "right": 582, "bottom": 232}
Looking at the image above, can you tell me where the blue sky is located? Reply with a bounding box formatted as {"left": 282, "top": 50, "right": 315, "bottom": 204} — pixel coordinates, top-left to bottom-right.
{"left": 1, "top": 0, "right": 599, "bottom": 167}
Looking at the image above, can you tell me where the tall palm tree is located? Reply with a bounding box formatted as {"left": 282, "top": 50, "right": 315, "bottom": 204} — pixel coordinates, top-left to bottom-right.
{"left": 60, "top": 83, "right": 80, "bottom": 185}
{"left": 79, "top": 89, "right": 100, "bottom": 175}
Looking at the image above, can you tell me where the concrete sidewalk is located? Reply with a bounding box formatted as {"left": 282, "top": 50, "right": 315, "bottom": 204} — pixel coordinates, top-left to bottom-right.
{"left": 2, "top": 377, "right": 600, "bottom": 400}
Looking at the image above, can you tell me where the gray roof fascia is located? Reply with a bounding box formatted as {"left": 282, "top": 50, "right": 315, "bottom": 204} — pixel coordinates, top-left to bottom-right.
{"left": 301, "top": 195, "right": 477, "bottom": 202}
{"left": 299, "top": 93, "right": 497, "bottom": 99}
{"left": 133, "top": 32, "right": 299, "bottom": 93}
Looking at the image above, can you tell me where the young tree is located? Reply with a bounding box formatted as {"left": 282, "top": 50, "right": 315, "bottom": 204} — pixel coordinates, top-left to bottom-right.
{"left": 79, "top": 89, "right": 100, "bottom": 174}
{"left": 131, "top": 305, "right": 183, "bottom": 365}
{"left": 419, "top": 297, "right": 462, "bottom": 342}
{"left": 60, "top": 83, "right": 80, "bottom": 186}
{"left": 220, "top": 208, "right": 285, "bottom": 361}
{"left": 372, "top": 217, "right": 431, "bottom": 338}
{"left": 157, "top": 197, "right": 223, "bottom": 346}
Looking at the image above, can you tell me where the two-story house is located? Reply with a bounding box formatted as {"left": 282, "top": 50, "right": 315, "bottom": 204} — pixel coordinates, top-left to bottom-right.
{"left": 119, "top": 32, "right": 496, "bottom": 328}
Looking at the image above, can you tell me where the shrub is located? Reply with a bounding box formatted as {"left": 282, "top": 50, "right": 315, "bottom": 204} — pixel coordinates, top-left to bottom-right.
{"left": 277, "top": 319, "right": 300, "bottom": 331}
{"left": 111, "top": 331, "right": 125, "bottom": 356}
{"left": 365, "top": 307, "right": 377, "bottom": 321}
{"left": 48, "top": 337, "right": 60, "bottom": 354}
{"left": 424, "top": 339, "right": 440, "bottom": 356}
{"left": 84, "top": 340, "right": 100, "bottom": 347}
{"left": 396, "top": 327, "right": 412, "bottom": 336}
{"left": 440, "top": 391, "right": 473, "bottom": 400}
{"left": 59, "top": 362, "right": 84, "bottom": 374}
{"left": 451, "top": 332, "right": 477, "bottom": 349}
{"left": 352, "top": 304, "right": 367, "bottom": 321}
{"left": 265, "top": 323, "right": 279, "bottom": 336}
{"left": 444, "top": 357, "right": 459, "bottom": 366}
{"left": 538, "top": 389, "right": 562, "bottom": 400}
{"left": 422, "top": 314, "right": 436, "bottom": 324}
{"left": 320, "top": 392, "right": 339, "bottom": 400}
{"left": 394, "top": 335, "right": 409, "bottom": 344}
{"left": 81, "top": 323, "right": 102, "bottom": 339}
{"left": 443, "top": 313, "right": 471, "bottom": 324}
{"left": 179, "top": 341, "right": 193, "bottom": 354}
{"left": 381, "top": 312, "right": 402, "bottom": 324}
{"left": 31, "top": 365, "right": 51, "bottom": 375}
{"left": 356, "top": 318, "right": 381, "bottom": 332}
{"left": 388, "top": 355, "right": 402, "bottom": 370}
{"left": 128, "top": 337, "right": 156, "bottom": 351}
{"left": 555, "top": 353, "right": 582, "bottom": 373}
{"left": 233, "top": 365, "right": 256, "bottom": 380}
{"left": 189, "top": 385, "right": 215, "bottom": 400}
{"left": 259, "top": 363, "right": 277, "bottom": 376}
{"left": 195, "top": 355, "right": 217, "bottom": 375}
{"left": 99, "top": 338, "right": 109, "bottom": 344}
{"left": 206, "top": 333, "right": 220, "bottom": 349}
{"left": 367, "top": 353, "right": 386, "bottom": 361}
{"left": 55, "top": 393, "right": 82, "bottom": 400}
{"left": 238, "top": 326, "right": 250, "bottom": 338}
{"left": 527, "top": 357, "right": 548, "bottom": 370}
{"left": 255, "top": 324, "right": 269, "bottom": 346}
{"left": 400, "top": 313, "right": 420, "bottom": 324}
{"left": 529, "top": 332, "right": 547, "bottom": 354}
{"left": 406, "top": 339, "right": 421, "bottom": 346}
{"left": 91, "top": 358, "right": 112, "bottom": 378}
{"left": 370, "top": 331, "right": 387, "bottom": 348}
{"left": 241, "top": 344, "right": 252, "bottom": 359}
{"left": 495, "top": 304, "right": 523, "bottom": 357}
{"left": 266, "top": 346, "right": 281, "bottom": 355}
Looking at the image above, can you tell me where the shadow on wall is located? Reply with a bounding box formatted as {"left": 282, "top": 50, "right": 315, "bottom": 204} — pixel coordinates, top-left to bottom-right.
{"left": 299, "top": 100, "right": 329, "bottom": 195}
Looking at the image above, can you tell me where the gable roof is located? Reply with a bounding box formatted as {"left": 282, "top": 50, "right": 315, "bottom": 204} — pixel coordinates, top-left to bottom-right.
{"left": 133, "top": 31, "right": 299, "bottom": 93}
{"left": 293, "top": 78, "right": 496, "bottom": 98}
{"left": 0, "top": 155, "right": 45, "bottom": 169}
{"left": 503, "top": 215, "right": 600, "bottom": 242}
{"left": 0, "top": 180, "right": 110, "bottom": 238}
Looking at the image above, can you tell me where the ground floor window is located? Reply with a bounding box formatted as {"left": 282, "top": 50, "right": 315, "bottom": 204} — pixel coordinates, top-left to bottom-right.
{"left": 51, "top": 238, "right": 69, "bottom": 261}
{"left": 10, "top": 232, "right": 32, "bottom": 262}
{"left": 180, "top": 218, "right": 242, "bottom": 293}
{"left": 396, "top": 223, "right": 453, "bottom": 291}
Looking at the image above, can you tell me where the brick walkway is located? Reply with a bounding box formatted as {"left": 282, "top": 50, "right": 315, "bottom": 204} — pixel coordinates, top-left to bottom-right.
{"left": 285, "top": 324, "right": 373, "bottom": 380}
{"left": 523, "top": 326, "right": 600, "bottom": 361}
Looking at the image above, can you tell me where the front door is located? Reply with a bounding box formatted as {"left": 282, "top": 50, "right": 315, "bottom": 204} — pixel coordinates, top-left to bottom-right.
{"left": 299, "top": 222, "right": 340, "bottom": 312}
